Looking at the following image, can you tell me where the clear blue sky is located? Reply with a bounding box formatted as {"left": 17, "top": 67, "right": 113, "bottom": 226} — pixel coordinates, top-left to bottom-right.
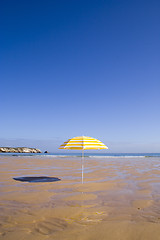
{"left": 0, "top": 0, "right": 160, "bottom": 152}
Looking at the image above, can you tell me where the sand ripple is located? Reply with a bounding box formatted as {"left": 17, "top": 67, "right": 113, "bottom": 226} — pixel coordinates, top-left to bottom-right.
{"left": 35, "top": 218, "right": 68, "bottom": 235}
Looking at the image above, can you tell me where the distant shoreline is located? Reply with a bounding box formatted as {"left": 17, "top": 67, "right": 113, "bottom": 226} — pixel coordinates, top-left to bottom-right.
{"left": 0, "top": 147, "right": 41, "bottom": 153}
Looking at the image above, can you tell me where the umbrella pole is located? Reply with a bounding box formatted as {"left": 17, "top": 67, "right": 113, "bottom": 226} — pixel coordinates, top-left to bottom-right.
{"left": 82, "top": 149, "right": 84, "bottom": 184}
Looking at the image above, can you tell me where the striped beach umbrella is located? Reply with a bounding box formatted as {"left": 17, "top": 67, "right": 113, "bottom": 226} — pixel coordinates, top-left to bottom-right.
{"left": 59, "top": 136, "right": 108, "bottom": 183}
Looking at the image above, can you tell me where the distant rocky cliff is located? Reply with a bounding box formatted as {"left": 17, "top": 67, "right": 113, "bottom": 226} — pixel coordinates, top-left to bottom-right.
{"left": 0, "top": 147, "right": 42, "bottom": 153}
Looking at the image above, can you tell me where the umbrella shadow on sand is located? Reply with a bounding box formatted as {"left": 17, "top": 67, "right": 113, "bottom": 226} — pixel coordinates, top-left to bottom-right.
{"left": 13, "top": 176, "right": 61, "bottom": 183}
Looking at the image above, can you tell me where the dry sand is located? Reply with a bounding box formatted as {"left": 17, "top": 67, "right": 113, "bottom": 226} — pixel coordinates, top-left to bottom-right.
{"left": 0, "top": 155, "right": 160, "bottom": 239}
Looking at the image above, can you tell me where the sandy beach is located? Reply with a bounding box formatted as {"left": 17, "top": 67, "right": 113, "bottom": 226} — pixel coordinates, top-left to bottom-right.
{"left": 0, "top": 155, "right": 160, "bottom": 239}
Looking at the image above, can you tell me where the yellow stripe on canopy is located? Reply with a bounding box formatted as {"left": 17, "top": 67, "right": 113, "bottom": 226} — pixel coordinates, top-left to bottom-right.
{"left": 59, "top": 136, "right": 108, "bottom": 150}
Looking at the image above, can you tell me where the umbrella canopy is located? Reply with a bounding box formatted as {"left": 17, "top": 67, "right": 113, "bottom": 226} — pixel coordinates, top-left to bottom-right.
{"left": 59, "top": 136, "right": 108, "bottom": 183}
{"left": 59, "top": 136, "right": 108, "bottom": 150}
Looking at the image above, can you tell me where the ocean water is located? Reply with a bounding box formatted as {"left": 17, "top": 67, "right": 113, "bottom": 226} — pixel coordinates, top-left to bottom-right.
{"left": 1, "top": 152, "right": 160, "bottom": 158}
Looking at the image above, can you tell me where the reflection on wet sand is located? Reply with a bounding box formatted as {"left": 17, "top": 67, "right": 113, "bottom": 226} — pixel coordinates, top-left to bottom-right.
{"left": 0, "top": 156, "right": 160, "bottom": 239}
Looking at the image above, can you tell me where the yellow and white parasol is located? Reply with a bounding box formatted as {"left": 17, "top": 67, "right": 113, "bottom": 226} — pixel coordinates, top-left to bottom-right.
{"left": 59, "top": 136, "right": 108, "bottom": 183}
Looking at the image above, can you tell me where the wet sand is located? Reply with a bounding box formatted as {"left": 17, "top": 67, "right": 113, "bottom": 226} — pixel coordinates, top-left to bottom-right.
{"left": 0, "top": 155, "right": 160, "bottom": 239}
